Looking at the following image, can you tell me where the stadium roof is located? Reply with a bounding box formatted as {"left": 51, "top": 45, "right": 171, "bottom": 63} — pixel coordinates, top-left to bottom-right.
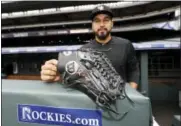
{"left": 2, "top": 1, "right": 114, "bottom": 13}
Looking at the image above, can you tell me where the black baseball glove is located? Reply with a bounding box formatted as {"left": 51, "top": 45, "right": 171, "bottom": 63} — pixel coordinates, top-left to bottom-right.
{"left": 57, "top": 48, "right": 125, "bottom": 114}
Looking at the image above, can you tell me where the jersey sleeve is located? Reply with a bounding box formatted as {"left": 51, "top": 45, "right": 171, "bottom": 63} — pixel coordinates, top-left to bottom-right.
{"left": 126, "top": 42, "right": 140, "bottom": 84}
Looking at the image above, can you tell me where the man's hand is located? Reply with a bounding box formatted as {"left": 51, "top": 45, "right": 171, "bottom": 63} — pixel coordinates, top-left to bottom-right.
{"left": 129, "top": 82, "right": 138, "bottom": 89}
{"left": 40, "top": 59, "right": 60, "bottom": 83}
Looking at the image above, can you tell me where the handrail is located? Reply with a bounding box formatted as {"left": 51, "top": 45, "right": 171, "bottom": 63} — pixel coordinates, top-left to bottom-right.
{"left": 2, "top": 20, "right": 179, "bottom": 39}
{"left": 2, "top": 40, "right": 180, "bottom": 54}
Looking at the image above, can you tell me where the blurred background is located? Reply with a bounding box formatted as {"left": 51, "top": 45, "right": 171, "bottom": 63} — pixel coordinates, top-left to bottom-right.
{"left": 1, "top": 1, "right": 181, "bottom": 126}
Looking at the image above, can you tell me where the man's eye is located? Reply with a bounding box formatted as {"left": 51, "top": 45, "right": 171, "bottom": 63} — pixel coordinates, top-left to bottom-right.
{"left": 94, "top": 20, "right": 100, "bottom": 23}
{"left": 104, "top": 19, "right": 110, "bottom": 22}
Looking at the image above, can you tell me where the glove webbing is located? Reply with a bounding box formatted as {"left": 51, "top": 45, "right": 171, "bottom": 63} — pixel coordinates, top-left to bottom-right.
{"left": 62, "top": 48, "right": 128, "bottom": 115}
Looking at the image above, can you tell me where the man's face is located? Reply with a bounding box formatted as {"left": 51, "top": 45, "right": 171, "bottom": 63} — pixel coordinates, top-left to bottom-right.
{"left": 92, "top": 14, "right": 113, "bottom": 40}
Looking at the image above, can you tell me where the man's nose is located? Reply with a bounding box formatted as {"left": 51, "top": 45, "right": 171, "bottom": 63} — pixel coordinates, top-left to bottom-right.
{"left": 100, "top": 21, "right": 105, "bottom": 26}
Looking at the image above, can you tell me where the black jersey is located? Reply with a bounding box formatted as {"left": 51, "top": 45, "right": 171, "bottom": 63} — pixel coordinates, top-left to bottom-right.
{"left": 81, "top": 36, "right": 140, "bottom": 84}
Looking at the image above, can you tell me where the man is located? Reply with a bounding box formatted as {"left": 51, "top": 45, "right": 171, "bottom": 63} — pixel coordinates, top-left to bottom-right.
{"left": 41, "top": 5, "right": 140, "bottom": 89}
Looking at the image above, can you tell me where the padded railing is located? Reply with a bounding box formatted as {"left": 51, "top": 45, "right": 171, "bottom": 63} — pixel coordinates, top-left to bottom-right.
{"left": 2, "top": 79, "right": 153, "bottom": 126}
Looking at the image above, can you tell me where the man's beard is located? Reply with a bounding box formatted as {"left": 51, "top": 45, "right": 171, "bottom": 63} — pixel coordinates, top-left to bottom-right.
{"left": 95, "top": 29, "right": 110, "bottom": 40}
